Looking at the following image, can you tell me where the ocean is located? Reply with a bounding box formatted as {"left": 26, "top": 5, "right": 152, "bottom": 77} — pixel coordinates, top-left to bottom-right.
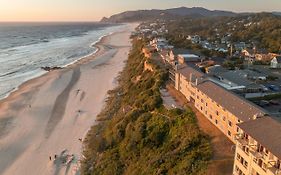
{"left": 0, "top": 22, "right": 125, "bottom": 100}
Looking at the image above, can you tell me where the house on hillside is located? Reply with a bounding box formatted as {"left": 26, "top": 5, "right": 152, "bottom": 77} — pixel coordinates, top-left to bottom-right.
{"left": 142, "top": 46, "right": 157, "bottom": 58}
{"left": 242, "top": 49, "right": 255, "bottom": 59}
{"left": 191, "top": 35, "right": 201, "bottom": 44}
{"left": 234, "top": 42, "right": 246, "bottom": 51}
{"left": 254, "top": 49, "right": 271, "bottom": 62}
{"left": 271, "top": 56, "right": 281, "bottom": 68}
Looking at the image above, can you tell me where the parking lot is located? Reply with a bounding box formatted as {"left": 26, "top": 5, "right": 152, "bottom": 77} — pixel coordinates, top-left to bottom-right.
{"left": 252, "top": 98, "right": 281, "bottom": 121}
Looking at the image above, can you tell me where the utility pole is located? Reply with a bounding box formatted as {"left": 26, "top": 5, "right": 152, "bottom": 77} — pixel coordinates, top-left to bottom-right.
{"left": 230, "top": 44, "right": 233, "bottom": 58}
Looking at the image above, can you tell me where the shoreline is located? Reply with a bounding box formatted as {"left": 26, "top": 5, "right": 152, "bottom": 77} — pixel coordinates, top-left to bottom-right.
{"left": 0, "top": 23, "right": 138, "bottom": 175}
{"left": 0, "top": 30, "right": 113, "bottom": 104}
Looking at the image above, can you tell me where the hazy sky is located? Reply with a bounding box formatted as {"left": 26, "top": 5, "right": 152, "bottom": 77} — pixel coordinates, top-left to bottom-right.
{"left": 0, "top": 0, "right": 281, "bottom": 22}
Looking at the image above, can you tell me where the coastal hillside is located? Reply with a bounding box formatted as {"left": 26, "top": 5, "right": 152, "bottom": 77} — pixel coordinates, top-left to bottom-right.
{"left": 166, "top": 13, "right": 281, "bottom": 53}
{"left": 81, "top": 39, "right": 211, "bottom": 174}
{"left": 100, "top": 7, "right": 236, "bottom": 23}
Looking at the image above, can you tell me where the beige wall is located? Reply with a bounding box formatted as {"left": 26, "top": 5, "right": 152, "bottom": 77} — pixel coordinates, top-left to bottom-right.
{"left": 233, "top": 135, "right": 281, "bottom": 175}
{"left": 175, "top": 72, "right": 241, "bottom": 143}
{"left": 175, "top": 70, "right": 281, "bottom": 175}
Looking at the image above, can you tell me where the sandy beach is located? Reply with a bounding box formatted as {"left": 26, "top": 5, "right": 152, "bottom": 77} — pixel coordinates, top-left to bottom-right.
{"left": 0, "top": 23, "right": 137, "bottom": 175}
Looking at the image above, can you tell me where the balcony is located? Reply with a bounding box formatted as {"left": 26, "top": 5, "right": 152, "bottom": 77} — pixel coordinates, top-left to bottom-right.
{"left": 236, "top": 137, "right": 249, "bottom": 146}
{"left": 268, "top": 161, "right": 281, "bottom": 175}
{"left": 268, "top": 166, "right": 281, "bottom": 175}
{"left": 250, "top": 150, "right": 265, "bottom": 159}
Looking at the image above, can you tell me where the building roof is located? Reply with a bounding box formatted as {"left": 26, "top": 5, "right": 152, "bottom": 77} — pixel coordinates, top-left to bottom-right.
{"left": 177, "top": 65, "right": 204, "bottom": 79}
{"left": 172, "top": 48, "right": 202, "bottom": 57}
{"left": 178, "top": 54, "right": 200, "bottom": 58}
{"left": 238, "top": 117, "right": 281, "bottom": 159}
{"left": 219, "top": 70, "right": 259, "bottom": 86}
{"left": 216, "top": 70, "right": 264, "bottom": 90}
{"left": 243, "top": 49, "right": 255, "bottom": 55}
{"left": 207, "top": 65, "right": 228, "bottom": 75}
{"left": 256, "top": 48, "right": 268, "bottom": 54}
{"left": 196, "top": 81, "right": 265, "bottom": 121}
{"left": 242, "top": 69, "right": 267, "bottom": 78}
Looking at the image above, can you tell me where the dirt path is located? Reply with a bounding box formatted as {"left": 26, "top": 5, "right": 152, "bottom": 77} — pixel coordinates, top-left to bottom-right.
{"left": 166, "top": 84, "right": 235, "bottom": 175}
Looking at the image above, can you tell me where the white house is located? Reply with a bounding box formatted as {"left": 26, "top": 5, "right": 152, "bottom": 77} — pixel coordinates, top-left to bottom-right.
{"left": 178, "top": 54, "right": 201, "bottom": 64}
{"left": 271, "top": 56, "right": 281, "bottom": 68}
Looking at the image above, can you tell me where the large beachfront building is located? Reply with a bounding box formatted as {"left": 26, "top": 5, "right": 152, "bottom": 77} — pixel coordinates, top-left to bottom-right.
{"left": 174, "top": 65, "right": 265, "bottom": 143}
{"left": 174, "top": 64, "right": 281, "bottom": 175}
{"left": 234, "top": 117, "right": 281, "bottom": 175}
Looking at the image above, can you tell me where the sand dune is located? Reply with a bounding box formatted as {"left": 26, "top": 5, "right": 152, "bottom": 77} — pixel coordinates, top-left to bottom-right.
{"left": 0, "top": 23, "right": 137, "bottom": 175}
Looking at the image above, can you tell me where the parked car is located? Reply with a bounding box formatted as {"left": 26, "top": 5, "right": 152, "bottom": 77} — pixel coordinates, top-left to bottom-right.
{"left": 259, "top": 100, "right": 270, "bottom": 107}
{"left": 269, "top": 100, "right": 280, "bottom": 105}
{"left": 268, "top": 85, "right": 280, "bottom": 91}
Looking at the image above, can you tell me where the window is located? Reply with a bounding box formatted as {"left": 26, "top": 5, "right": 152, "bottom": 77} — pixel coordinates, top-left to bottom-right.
{"left": 209, "top": 115, "right": 213, "bottom": 119}
{"left": 265, "top": 149, "right": 269, "bottom": 156}
{"left": 242, "top": 146, "right": 249, "bottom": 155}
{"left": 228, "top": 121, "right": 232, "bottom": 127}
{"left": 253, "top": 158, "right": 258, "bottom": 163}
{"left": 215, "top": 120, "right": 218, "bottom": 124}
{"left": 205, "top": 103, "right": 208, "bottom": 107}
{"left": 244, "top": 161, "right": 248, "bottom": 168}
{"left": 235, "top": 165, "right": 239, "bottom": 172}
{"left": 222, "top": 116, "right": 226, "bottom": 121}
{"left": 228, "top": 130, "right": 231, "bottom": 136}
{"left": 237, "top": 127, "right": 239, "bottom": 132}
{"left": 216, "top": 111, "right": 219, "bottom": 116}
{"left": 237, "top": 153, "right": 241, "bottom": 160}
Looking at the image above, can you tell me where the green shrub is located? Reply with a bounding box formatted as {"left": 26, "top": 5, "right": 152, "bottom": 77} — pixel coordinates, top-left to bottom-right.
{"left": 81, "top": 39, "right": 211, "bottom": 175}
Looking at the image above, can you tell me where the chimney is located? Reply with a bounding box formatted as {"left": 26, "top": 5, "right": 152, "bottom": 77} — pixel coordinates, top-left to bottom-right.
{"left": 252, "top": 113, "right": 264, "bottom": 120}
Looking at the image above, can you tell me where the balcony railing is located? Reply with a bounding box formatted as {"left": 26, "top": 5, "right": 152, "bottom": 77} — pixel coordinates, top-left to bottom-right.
{"left": 236, "top": 137, "right": 249, "bottom": 146}
{"left": 268, "top": 166, "right": 281, "bottom": 175}
{"left": 250, "top": 150, "right": 265, "bottom": 159}
{"left": 268, "top": 161, "right": 281, "bottom": 175}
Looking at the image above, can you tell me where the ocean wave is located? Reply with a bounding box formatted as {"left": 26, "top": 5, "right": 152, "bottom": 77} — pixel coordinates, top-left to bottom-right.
{"left": 0, "top": 70, "right": 19, "bottom": 78}
{"left": 0, "top": 24, "right": 126, "bottom": 101}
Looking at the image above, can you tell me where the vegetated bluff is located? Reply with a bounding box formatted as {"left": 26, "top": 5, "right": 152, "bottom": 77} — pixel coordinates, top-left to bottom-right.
{"left": 81, "top": 39, "right": 211, "bottom": 175}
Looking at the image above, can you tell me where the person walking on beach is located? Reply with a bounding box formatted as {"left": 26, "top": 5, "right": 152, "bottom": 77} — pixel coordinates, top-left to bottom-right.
{"left": 77, "top": 110, "right": 82, "bottom": 116}
{"left": 76, "top": 89, "right": 81, "bottom": 96}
